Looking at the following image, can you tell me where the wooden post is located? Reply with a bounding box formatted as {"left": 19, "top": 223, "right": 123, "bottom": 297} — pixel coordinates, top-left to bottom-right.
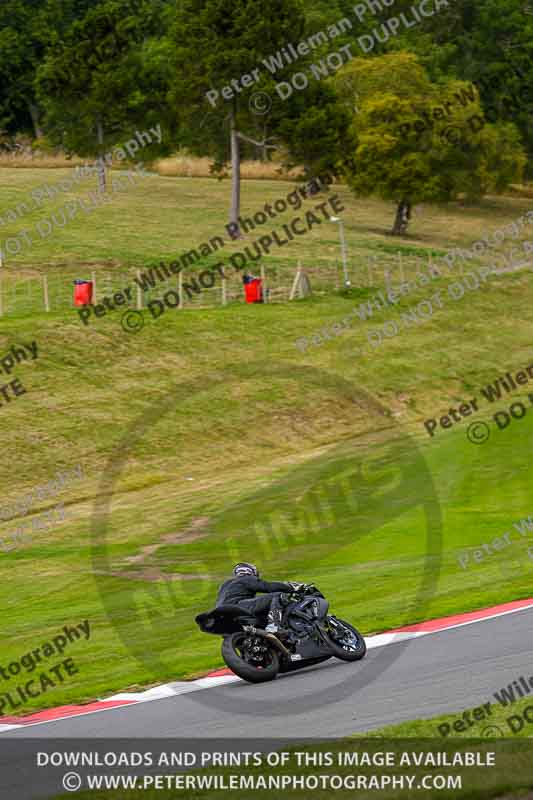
{"left": 178, "top": 271, "right": 183, "bottom": 308}
{"left": 384, "top": 267, "right": 392, "bottom": 294}
{"left": 221, "top": 275, "right": 227, "bottom": 306}
{"left": 260, "top": 264, "right": 267, "bottom": 303}
{"left": 428, "top": 251, "right": 438, "bottom": 278}
{"left": 136, "top": 270, "right": 143, "bottom": 309}
{"left": 398, "top": 251, "right": 405, "bottom": 284}
{"left": 43, "top": 275, "right": 50, "bottom": 312}
{"left": 290, "top": 261, "right": 302, "bottom": 300}
{"left": 91, "top": 271, "right": 97, "bottom": 305}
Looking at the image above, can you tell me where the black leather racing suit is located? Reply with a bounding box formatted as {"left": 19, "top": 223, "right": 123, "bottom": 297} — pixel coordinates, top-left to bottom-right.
{"left": 216, "top": 575, "right": 293, "bottom": 625}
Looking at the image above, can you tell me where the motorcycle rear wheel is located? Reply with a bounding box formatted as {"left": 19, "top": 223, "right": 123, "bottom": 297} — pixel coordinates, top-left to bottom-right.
{"left": 221, "top": 633, "right": 280, "bottom": 683}
{"left": 326, "top": 617, "right": 366, "bottom": 662}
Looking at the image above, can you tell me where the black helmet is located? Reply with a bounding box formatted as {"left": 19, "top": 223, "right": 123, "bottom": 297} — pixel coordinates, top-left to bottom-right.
{"left": 233, "top": 562, "right": 259, "bottom": 577}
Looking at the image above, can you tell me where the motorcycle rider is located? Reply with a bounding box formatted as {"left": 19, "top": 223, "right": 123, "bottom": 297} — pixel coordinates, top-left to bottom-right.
{"left": 216, "top": 562, "right": 301, "bottom": 634}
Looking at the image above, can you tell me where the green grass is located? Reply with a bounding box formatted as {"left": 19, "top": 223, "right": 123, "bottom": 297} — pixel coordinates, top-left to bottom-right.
{"left": 0, "top": 166, "right": 530, "bottom": 312}
{"left": 0, "top": 167, "right": 436, "bottom": 269}
{"left": 369, "top": 695, "right": 533, "bottom": 740}
{"left": 0, "top": 169, "right": 533, "bottom": 714}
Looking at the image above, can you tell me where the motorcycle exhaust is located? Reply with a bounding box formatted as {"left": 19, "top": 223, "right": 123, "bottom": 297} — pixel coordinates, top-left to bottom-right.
{"left": 242, "top": 625, "right": 292, "bottom": 657}
{"left": 262, "top": 632, "right": 292, "bottom": 657}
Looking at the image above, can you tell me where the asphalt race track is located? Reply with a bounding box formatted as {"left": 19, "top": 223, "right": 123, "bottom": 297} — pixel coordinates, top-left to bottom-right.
{"left": 7, "top": 607, "right": 533, "bottom": 740}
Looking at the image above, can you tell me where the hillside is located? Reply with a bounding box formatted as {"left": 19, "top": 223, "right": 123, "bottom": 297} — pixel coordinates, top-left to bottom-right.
{"left": 0, "top": 173, "right": 532, "bottom": 712}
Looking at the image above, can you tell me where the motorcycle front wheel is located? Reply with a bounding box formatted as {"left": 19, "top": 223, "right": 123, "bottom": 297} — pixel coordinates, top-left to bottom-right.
{"left": 221, "top": 632, "right": 280, "bottom": 683}
{"left": 326, "top": 617, "right": 367, "bottom": 662}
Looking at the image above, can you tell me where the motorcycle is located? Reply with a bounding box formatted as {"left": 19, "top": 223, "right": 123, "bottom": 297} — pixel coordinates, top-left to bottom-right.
{"left": 195, "top": 584, "right": 366, "bottom": 684}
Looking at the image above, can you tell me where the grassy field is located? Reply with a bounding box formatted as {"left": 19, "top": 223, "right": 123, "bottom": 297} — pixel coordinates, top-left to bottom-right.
{"left": 0, "top": 165, "right": 524, "bottom": 275}
{"left": 0, "top": 168, "right": 533, "bottom": 714}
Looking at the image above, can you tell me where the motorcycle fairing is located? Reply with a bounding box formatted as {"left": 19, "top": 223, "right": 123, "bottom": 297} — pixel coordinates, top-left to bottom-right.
{"left": 285, "top": 595, "right": 332, "bottom": 659}
{"left": 291, "top": 632, "right": 332, "bottom": 660}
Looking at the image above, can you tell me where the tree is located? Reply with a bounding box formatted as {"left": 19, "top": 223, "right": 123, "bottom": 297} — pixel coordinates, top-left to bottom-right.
{"left": 0, "top": 0, "right": 49, "bottom": 137}
{"left": 36, "top": 0, "right": 170, "bottom": 192}
{"left": 0, "top": 0, "right": 99, "bottom": 138}
{"left": 170, "top": 0, "right": 307, "bottom": 235}
{"left": 390, "top": 0, "right": 533, "bottom": 176}
{"left": 274, "top": 81, "right": 353, "bottom": 180}
{"left": 333, "top": 52, "right": 526, "bottom": 235}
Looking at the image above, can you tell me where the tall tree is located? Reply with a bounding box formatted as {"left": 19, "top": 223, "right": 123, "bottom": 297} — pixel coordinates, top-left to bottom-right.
{"left": 0, "top": 0, "right": 98, "bottom": 138}
{"left": 389, "top": 0, "right": 533, "bottom": 175}
{"left": 170, "top": 0, "right": 307, "bottom": 235}
{"left": 36, "top": 0, "right": 171, "bottom": 191}
{"left": 334, "top": 53, "right": 526, "bottom": 234}
{"left": 274, "top": 81, "right": 353, "bottom": 180}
